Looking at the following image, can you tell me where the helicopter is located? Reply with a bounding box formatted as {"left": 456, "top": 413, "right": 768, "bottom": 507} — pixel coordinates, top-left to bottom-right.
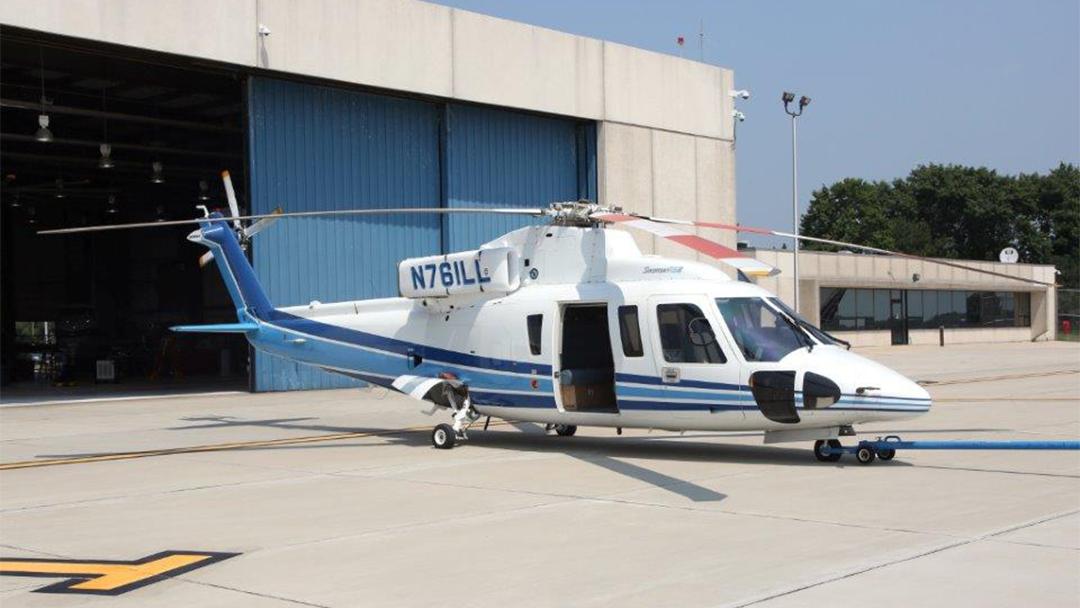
{"left": 41, "top": 172, "right": 1053, "bottom": 464}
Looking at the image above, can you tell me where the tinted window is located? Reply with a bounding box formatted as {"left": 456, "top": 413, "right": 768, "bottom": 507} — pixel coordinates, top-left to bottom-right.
{"left": 656, "top": 304, "right": 725, "bottom": 363}
{"left": 527, "top": 314, "right": 542, "bottom": 355}
{"left": 716, "top": 297, "right": 807, "bottom": 362}
{"left": 618, "top": 305, "right": 644, "bottom": 357}
{"left": 820, "top": 288, "right": 1032, "bottom": 331}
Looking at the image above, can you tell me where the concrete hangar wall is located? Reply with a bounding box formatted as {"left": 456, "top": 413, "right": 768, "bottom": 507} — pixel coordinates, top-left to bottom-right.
{"left": 2, "top": 0, "right": 739, "bottom": 391}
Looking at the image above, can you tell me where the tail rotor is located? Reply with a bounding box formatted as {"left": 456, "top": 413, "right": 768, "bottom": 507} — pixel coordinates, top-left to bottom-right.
{"left": 198, "top": 171, "right": 283, "bottom": 268}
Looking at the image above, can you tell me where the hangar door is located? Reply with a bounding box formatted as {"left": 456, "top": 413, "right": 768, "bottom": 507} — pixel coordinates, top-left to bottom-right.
{"left": 247, "top": 77, "right": 596, "bottom": 392}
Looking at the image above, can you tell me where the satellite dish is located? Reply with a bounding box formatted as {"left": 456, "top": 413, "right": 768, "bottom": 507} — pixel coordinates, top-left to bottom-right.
{"left": 999, "top": 247, "right": 1019, "bottom": 264}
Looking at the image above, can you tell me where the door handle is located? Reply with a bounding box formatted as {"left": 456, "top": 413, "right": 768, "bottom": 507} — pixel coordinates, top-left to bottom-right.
{"left": 661, "top": 367, "right": 680, "bottom": 384}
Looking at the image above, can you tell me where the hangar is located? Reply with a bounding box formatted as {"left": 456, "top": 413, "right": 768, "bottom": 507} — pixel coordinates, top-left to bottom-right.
{"left": 0, "top": 0, "right": 736, "bottom": 394}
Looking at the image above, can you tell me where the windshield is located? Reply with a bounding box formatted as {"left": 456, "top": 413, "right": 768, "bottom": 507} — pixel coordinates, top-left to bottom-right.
{"left": 715, "top": 297, "right": 809, "bottom": 362}
{"left": 768, "top": 297, "right": 846, "bottom": 347}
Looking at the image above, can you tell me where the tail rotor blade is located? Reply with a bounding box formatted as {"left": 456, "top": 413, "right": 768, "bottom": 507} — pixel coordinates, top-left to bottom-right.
{"left": 243, "top": 207, "right": 283, "bottom": 238}
{"left": 221, "top": 170, "right": 242, "bottom": 231}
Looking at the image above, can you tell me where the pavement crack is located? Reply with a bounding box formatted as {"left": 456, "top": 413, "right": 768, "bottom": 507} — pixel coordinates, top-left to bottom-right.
{"left": 723, "top": 509, "right": 1080, "bottom": 608}
{"left": 180, "top": 579, "right": 333, "bottom": 607}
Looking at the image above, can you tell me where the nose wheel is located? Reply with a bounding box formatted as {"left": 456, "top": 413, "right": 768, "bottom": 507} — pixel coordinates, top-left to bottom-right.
{"left": 813, "top": 439, "right": 843, "bottom": 462}
{"left": 814, "top": 437, "right": 899, "bottom": 464}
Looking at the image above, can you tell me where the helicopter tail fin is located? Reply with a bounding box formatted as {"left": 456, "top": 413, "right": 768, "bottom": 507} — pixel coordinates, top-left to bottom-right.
{"left": 186, "top": 212, "right": 275, "bottom": 322}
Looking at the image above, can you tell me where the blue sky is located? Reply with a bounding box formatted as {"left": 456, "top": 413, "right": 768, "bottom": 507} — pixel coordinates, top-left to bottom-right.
{"left": 432, "top": 0, "right": 1079, "bottom": 241}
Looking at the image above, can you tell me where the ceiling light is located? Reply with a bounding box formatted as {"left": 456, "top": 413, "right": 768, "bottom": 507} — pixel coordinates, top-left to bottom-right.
{"left": 35, "top": 48, "right": 53, "bottom": 143}
{"left": 26, "top": 205, "right": 37, "bottom": 225}
{"left": 106, "top": 194, "right": 119, "bottom": 214}
{"left": 35, "top": 114, "right": 53, "bottom": 142}
{"left": 54, "top": 178, "right": 65, "bottom": 199}
{"left": 98, "top": 143, "right": 114, "bottom": 169}
{"left": 9, "top": 193, "right": 21, "bottom": 208}
{"left": 151, "top": 161, "right": 165, "bottom": 184}
{"left": 198, "top": 180, "right": 210, "bottom": 201}
{"left": 155, "top": 204, "right": 166, "bottom": 221}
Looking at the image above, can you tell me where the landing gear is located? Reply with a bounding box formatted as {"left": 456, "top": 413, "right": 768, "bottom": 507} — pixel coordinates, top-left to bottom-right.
{"left": 814, "top": 439, "right": 843, "bottom": 462}
{"left": 430, "top": 389, "right": 480, "bottom": 450}
{"left": 431, "top": 423, "right": 456, "bottom": 449}
{"left": 814, "top": 435, "right": 899, "bottom": 464}
{"left": 554, "top": 424, "right": 577, "bottom": 437}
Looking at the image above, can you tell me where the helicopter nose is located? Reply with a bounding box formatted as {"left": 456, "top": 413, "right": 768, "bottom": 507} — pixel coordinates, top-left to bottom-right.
{"left": 805, "top": 348, "right": 932, "bottom": 412}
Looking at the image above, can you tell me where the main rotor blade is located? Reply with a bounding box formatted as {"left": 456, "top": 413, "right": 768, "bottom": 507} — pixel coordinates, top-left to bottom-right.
{"left": 38, "top": 207, "right": 548, "bottom": 235}
{"left": 601, "top": 212, "right": 1055, "bottom": 288}
{"left": 594, "top": 213, "right": 778, "bottom": 277}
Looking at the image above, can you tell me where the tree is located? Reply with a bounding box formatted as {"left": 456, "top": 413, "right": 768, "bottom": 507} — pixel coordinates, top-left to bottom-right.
{"left": 800, "top": 163, "right": 1080, "bottom": 287}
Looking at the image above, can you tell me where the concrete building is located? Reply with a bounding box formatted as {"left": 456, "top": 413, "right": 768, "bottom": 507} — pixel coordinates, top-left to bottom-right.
{"left": 751, "top": 249, "right": 1057, "bottom": 347}
{"left": 0, "top": 0, "right": 736, "bottom": 392}
{"left": 1, "top": 0, "right": 1054, "bottom": 398}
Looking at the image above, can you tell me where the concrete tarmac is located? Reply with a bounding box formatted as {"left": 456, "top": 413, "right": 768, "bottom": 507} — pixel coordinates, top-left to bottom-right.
{"left": 1, "top": 341, "right": 1077, "bottom": 607}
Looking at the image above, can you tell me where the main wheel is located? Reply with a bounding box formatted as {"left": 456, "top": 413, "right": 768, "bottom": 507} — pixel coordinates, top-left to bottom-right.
{"left": 814, "top": 439, "right": 842, "bottom": 462}
{"left": 855, "top": 445, "right": 877, "bottom": 465}
{"left": 554, "top": 424, "right": 577, "bottom": 437}
{"left": 431, "top": 423, "right": 456, "bottom": 449}
{"left": 877, "top": 448, "right": 896, "bottom": 461}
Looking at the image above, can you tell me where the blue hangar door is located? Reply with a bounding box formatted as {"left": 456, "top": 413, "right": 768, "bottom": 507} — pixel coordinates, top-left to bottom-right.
{"left": 247, "top": 77, "right": 596, "bottom": 391}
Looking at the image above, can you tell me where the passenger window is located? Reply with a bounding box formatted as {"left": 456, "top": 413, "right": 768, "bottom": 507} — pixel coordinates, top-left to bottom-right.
{"left": 618, "top": 305, "right": 643, "bottom": 357}
{"left": 656, "top": 304, "right": 726, "bottom": 363}
{"left": 527, "top": 314, "right": 543, "bottom": 355}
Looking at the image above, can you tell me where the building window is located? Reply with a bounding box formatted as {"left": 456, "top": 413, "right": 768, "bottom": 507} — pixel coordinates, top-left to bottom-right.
{"left": 617, "top": 305, "right": 643, "bottom": 357}
{"left": 527, "top": 314, "right": 543, "bottom": 355}
{"left": 820, "top": 288, "right": 1032, "bottom": 331}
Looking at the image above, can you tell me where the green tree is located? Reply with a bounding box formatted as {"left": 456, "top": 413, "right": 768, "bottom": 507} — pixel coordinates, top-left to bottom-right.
{"left": 800, "top": 163, "right": 1080, "bottom": 287}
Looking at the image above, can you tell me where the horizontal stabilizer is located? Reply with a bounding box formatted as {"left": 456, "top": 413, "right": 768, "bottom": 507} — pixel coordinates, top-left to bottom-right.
{"left": 171, "top": 322, "right": 259, "bottom": 334}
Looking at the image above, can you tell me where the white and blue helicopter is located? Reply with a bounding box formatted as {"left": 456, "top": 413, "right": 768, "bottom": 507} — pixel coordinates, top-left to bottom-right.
{"left": 43, "top": 172, "right": 1052, "bottom": 464}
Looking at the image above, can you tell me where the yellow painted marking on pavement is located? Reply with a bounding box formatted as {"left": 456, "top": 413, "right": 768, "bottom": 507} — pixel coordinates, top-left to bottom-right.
{"left": 0, "top": 551, "right": 238, "bottom": 595}
{"left": 0, "top": 420, "right": 514, "bottom": 471}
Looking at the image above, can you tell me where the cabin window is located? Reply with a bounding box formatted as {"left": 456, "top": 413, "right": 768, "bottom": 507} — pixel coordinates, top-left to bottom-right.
{"left": 527, "top": 314, "right": 543, "bottom": 355}
{"left": 656, "top": 304, "right": 726, "bottom": 363}
{"left": 618, "top": 305, "right": 643, "bottom": 357}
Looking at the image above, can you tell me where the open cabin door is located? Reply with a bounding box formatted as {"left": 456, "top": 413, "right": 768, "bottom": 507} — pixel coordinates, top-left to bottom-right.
{"left": 555, "top": 304, "right": 619, "bottom": 413}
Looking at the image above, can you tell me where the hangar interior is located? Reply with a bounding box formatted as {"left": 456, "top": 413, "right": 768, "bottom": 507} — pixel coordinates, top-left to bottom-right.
{"left": 1, "top": 27, "right": 599, "bottom": 395}
{"left": 1, "top": 29, "right": 249, "bottom": 394}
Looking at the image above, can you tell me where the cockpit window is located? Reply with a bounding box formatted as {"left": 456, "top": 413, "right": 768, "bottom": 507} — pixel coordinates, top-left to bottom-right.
{"left": 768, "top": 297, "right": 843, "bottom": 346}
{"left": 656, "top": 303, "right": 726, "bottom": 363}
{"left": 715, "top": 297, "right": 808, "bottom": 362}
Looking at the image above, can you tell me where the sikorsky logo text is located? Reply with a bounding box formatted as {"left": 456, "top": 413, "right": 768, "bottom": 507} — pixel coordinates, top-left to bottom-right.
{"left": 643, "top": 266, "right": 683, "bottom": 274}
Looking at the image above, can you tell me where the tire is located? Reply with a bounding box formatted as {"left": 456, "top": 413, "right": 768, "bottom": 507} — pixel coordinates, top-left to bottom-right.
{"left": 814, "top": 439, "right": 842, "bottom": 463}
{"left": 431, "top": 423, "right": 456, "bottom": 449}
{"left": 554, "top": 424, "right": 578, "bottom": 437}
{"left": 877, "top": 448, "right": 896, "bottom": 461}
{"left": 856, "top": 446, "right": 877, "bottom": 465}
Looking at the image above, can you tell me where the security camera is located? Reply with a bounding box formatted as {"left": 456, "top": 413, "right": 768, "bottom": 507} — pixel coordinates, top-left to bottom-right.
{"left": 732, "top": 110, "right": 746, "bottom": 122}
{"left": 729, "top": 89, "right": 750, "bottom": 100}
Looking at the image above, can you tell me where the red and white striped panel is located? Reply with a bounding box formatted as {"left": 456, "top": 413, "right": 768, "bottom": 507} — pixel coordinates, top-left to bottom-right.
{"left": 594, "top": 213, "right": 777, "bottom": 277}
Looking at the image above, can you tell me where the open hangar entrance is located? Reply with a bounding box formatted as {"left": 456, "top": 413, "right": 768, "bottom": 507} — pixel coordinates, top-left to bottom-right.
{"left": 1, "top": 28, "right": 249, "bottom": 398}
{"left": 1, "top": 27, "right": 598, "bottom": 397}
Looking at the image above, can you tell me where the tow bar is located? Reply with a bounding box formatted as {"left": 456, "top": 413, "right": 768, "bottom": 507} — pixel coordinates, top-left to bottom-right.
{"left": 818, "top": 435, "right": 1080, "bottom": 465}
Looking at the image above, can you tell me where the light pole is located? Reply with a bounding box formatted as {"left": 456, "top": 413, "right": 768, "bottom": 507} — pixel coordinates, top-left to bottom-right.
{"left": 782, "top": 91, "right": 810, "bottom": 313}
